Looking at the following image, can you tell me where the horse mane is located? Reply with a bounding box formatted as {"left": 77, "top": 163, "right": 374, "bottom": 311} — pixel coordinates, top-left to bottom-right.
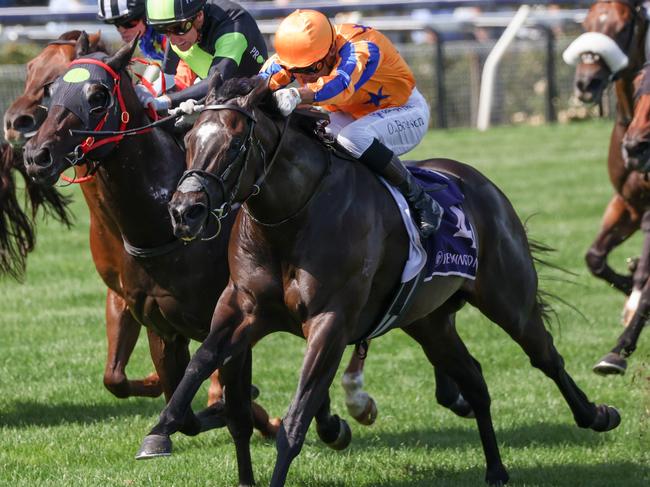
{"left": 215, "top": 77, "right": 279, "bottom": 114}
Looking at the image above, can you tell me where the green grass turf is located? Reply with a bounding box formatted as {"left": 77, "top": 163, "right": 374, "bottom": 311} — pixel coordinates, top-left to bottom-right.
{"left": 0, "top": 119, "right": 648, "bottom": 486}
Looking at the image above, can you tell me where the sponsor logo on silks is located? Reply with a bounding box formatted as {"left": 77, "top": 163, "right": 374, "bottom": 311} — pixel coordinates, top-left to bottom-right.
{"left": 63, "top": 67, "right": 91, "bottom": 83}
{"left": 249, "top": 45, "right": 264, "bottom": 64}
{"left": 435, "top": 251, "right": 478, "bottom": 269}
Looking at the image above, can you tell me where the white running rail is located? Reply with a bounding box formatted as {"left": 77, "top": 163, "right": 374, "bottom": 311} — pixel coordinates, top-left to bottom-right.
{"left": 477, "top": 5, "right": 531, "bottom": 131}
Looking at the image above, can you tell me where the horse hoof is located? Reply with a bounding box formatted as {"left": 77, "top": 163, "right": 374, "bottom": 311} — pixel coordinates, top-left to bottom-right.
{"left": 352, "top": 397, "right": 378, "bottom": 426}
{"left": 449, "top": 393, "right": 475, "bottom": 419}
{"left": 317, "top": 415, "right": 352, "bottom": 451}
{"left": 590, "top": 405, "right": 621, "bottom": 432}
{"left": 135, "top": 434, "right": 172, "bottom": 459}
{"left": 485, "top": 464, "right": 509, "bottom": 486}
{"left": 592, "top": 353, "right": 627, "bottom": 376}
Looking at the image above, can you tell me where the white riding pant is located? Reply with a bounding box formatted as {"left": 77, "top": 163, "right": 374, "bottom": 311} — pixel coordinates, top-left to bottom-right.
{"left": 326, "top": 87, "right": 430, "bottom": 158}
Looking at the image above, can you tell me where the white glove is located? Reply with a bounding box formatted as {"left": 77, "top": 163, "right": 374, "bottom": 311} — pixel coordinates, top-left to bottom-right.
{"left": 172, "top": 99, "right": 202, "bottom": 116}
{"left": 273, "top": 87, "right": 301, "bottom": 116}
{"left": 135, "top": 84, "right": 171, "bottom": 112}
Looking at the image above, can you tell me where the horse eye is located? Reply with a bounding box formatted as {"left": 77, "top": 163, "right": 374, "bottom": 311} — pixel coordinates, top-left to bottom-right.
{"left": 88, "top": 90, "right": 110, "bottom": 113}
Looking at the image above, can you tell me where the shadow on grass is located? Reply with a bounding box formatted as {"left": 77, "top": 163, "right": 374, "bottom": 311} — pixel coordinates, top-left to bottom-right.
{"left": 343, "top": 420, "right": 609, "bottom": 450}
{"left": 0, "top": 398, "right": 165, "bottom": 428}
{"left": 301, "top": 462, "right": 649, "bottom": 487}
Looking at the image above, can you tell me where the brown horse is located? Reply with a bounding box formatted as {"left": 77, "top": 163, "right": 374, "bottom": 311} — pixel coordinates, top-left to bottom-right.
{"left": 595, "top": 64, "right": 650, "bottom": 373}
{"left": 3, "top": 30, "right": 167, "bottom": 399}
{"left": 0, "top": 142, "right": 71, "bottom": 279}
{"left": 134, "top": 75, "right": 621, "bottom": 486}
{"left": 565, "top": 0, "right": 650, "bottom": 373}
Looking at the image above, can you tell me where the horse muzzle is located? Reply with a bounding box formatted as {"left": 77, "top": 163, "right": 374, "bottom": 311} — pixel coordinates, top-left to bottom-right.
{"left": 169, "top": 198, "right": 209, "bottom": 242}
{"left": 23, "top": 144, "right": 59, "bottom": 185}
{"left": 622, "top": 136, "right": 650, "bottom": 173}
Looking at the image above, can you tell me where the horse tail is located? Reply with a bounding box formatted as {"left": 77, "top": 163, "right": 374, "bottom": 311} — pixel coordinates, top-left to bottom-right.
{"left": 527, "top": 236, "right": 587, "bottom": 329}
{"left": 0, "top": 143, "right": 36, "bottom": 280}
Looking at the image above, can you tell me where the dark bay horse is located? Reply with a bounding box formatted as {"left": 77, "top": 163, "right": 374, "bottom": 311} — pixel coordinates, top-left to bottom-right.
{"left": 0, "top": 142, "right": 71, "bottom": 279}
{"left": 4, "top": 30, "right": 166, "bottom": 399}
{"left": 8, "top": 33, "right": 386, "bottom": 426}
{"left": 136, "top": 76, "right": 621, "bottom": 486}
{"left": 565, "top": 0, "right": 650, "bottom": 373}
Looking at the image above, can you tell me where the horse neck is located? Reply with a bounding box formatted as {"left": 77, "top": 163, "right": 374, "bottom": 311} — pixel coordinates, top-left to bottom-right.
{"left": 92, "top": 108, "right": 184, "bottom": 247}
{"left": 243, "top": 118, "right": 331, "bottom": 230}
{"left": 616, "top": 18, "right": 648, "bottom": 125}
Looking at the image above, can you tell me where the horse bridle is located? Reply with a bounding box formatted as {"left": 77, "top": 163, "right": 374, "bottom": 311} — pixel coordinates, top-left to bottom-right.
{"left": 176, "top": 103, "right": 289, "bottom": 239}
{"left": 590, "top": 0, "right": 646, "bottom": 78}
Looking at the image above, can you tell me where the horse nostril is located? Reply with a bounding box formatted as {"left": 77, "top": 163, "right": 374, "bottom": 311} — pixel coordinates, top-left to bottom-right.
{"left": 626, "top": 139, "right": 650, "bottom": 158}
{"left": 12, "top": 114, "right": 36, "bottom": 132}
{"left": 27, "top": 147, "right": 52, "bottom": 168}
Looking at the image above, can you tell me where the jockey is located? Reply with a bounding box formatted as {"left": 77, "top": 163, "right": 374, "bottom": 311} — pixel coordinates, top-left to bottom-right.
{"left": 138, "top": 0, "right": 268, "bottom": 112}
{"left": 260, "top": 9, "right": 442, "bottom": 238}
{"left": 97, "top": 0, "right": 196, "bottom": 92}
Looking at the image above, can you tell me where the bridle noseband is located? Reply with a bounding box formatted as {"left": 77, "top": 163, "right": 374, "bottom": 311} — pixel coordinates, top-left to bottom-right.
{"left": 176, "top": 103, "right": 289, "bottom": 239}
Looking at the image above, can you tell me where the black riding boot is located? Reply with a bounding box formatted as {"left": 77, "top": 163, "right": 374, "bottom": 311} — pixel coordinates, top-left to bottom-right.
{"left": 359, "top": 139, "right": 443, "bottom": 238}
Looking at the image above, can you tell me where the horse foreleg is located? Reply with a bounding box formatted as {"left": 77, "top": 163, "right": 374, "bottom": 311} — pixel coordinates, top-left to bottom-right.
{"left": 594, "top": 229, "right": 650, "bottom": 375}
{"left": 136, "top": 284, "right": 247, "bottom": 458}
{"left": 271, "top": 312, "right": 348, "bottom": 487}
{"left": 220, "top": 346, "right": 256, "bottom": 487}
{"left": 103, "top": 289, "right": 161, "bottom": 398}
{"left": 585, "top": 194, "right": 639, "bottom": 295}
{"left": 208, "top": 365, "right": 281, "bottom": 438}
{"left": 405, "top": 313, "right": 508, "bottom": 486}
{"left": 145, "top": 327, "right": 191, "bottom": 404}
{"left": 341, "top": 341, "right": 377, "bottom": 425}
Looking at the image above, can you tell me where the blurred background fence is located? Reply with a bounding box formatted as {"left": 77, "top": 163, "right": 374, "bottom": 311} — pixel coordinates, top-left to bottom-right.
{"left": 0, "top": 1, "right": 611, "bottom": 130}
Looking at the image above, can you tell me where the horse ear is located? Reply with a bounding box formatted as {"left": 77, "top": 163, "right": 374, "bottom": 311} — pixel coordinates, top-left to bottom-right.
{"left": 87, "top": 31, "right": 105, "bottom": 53}
{"left": 205, "top": 70, "right": 224, "bottom": 104}
{"left": 242, "top": 76, "right": 270, "bottom": 108}
{"left": 105, "top": 37, "right": 139, "bottom": 73}
{"left": 74, "top": 31, "right": 90, "bottom": 58}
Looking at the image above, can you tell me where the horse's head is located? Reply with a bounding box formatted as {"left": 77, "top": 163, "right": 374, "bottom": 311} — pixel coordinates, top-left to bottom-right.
{"left": 23, "top": 39, "right": 139, "bottom": 186}
{"left": 564, "top": 0, "right": 646, "bottom": 103}
{"left": 169, "top": 75, "right": 271, "bottom": 241}
{"left": 4, "top": 31, "right": 105, "bottom": 149}
{"left": 622, "top": 64, "right": 650, "bottom": 171}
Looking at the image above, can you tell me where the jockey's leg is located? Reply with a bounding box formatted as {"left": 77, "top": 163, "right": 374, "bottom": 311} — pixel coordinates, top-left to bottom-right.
{"left": 335, "top": 88, "right": 441, "bottom": 238}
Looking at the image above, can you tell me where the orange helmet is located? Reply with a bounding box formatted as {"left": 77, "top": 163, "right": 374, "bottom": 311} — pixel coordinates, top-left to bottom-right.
{"left": 274, "top": 9, "right": 335, "bottom": 69}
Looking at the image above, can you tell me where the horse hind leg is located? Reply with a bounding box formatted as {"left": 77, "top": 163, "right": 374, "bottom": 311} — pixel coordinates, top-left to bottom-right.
{"left": 103, "top": 289, "right": 162, "bottom": 398}
{"left": 404, "top": 312, "right": 508, "bottom": 486}
{"left": 477, "top": 286, "right": 621, "bottom": 432}
{"left": 341, "top": 341, "right": 378, "bottom": 425}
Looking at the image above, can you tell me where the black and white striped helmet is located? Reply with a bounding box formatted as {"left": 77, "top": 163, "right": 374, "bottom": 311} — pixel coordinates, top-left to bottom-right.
{"left": 97, "top": 0, "right": 146, "bottom": 24}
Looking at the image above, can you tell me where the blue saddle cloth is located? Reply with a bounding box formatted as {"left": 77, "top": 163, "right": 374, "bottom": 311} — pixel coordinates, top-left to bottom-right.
{"left": 408, "top": 166, "right": 478, "bottom": 281}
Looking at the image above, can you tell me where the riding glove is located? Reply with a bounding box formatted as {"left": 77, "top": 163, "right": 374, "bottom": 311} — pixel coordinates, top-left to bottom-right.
{"left": 135, "top": 84, "right": 171, "bottom": 112}
{"left": 273, "top": 87, "right": 301, "bottom": 116}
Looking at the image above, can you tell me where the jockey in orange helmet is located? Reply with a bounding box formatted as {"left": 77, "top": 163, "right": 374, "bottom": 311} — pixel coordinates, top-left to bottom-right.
{"left": 260, "top": 9, "right": 442, "bottom": 238}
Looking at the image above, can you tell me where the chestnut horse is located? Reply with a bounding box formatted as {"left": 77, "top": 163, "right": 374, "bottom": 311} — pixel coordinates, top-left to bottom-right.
{"left": 597, "top": 63, "right": 650, "bottom": 373}
{"left": 135, "top": 76, "right": 621, "bottom": 486}
{"left": 0, "top": 142, "right": 71, "bottom": 279}
{"left": 564, "top": 0, "right": 650, "bottom": 373}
